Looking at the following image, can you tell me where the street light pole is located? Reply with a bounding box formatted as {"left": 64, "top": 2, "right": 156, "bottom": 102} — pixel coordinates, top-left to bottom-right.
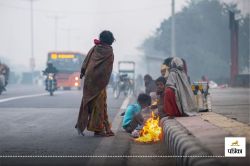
{"left": 48, "top": 16, "right": 64, "bottom": 51}
{"left": 23, "top": 0, "right": 37, "bottom": 83}
{"left": 54, "top": 16, "right": 58, "bottom": 50}
{"left": 30, "top": 0, "right": 33, "bottom": 59}
{"left": 29, "top": 0, "right": 36, "bottom": 83}
{"left": 60, "top": 27, "right": 82, "bottom": 50}
{"left": 61, "top": 27, "right": 71, "bottom": 50}
{"left": 66, "top": 28, "right": 70, "bottom": 50}
{"left": 171, "top": 0, "right": 176, "bottom": 57}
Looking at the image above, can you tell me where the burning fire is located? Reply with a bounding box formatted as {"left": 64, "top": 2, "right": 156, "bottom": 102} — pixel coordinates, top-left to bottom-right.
{"left": 135, "top": 111, "right": 162, "bottom": 143}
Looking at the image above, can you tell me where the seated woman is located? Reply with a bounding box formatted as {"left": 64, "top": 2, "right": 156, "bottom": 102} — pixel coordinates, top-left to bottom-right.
{"left": 164, "top": 57, "right": 198, "bottom": 117}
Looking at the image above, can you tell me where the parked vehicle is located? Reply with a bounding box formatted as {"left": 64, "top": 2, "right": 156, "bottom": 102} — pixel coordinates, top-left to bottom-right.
{"left": 113, "top": 61, "right": 135, "bottom": 99}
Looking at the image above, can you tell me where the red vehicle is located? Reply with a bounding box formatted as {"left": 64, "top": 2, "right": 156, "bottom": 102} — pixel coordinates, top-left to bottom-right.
{"left": 47, "top": 52, "right": 85, "bottom": 90}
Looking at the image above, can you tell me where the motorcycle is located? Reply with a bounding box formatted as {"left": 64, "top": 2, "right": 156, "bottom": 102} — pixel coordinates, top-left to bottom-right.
{"left": 0, "top": 74, "right": 5, "bottom": 95}
{"left": 46, "top": 73, "right": 57, "bottom": 96}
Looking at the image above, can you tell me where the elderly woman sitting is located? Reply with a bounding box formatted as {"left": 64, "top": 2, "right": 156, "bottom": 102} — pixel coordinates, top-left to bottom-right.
{"left": 163, "top": 57, "right": 198, "bottom": 117}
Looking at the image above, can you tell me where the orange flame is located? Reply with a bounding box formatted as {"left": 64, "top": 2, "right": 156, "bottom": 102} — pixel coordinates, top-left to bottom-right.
{"left": 135, "top": 111, "right": 162, "bottom": 143}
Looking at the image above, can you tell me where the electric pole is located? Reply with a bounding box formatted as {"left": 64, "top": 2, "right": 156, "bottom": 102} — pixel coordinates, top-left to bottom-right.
{"left": 48, "top": 16, "right": 64, "bottom": 50}
{"left": 24, "top": 0, "right": 38, "bottom": 83}
{"left": 30, "top": 0, "right": 34, "bottom": 73}
{"left": 229, "top": 11, "right": 239, "bottom": 86}
{"left": 171, "top": 0, "right": 176, "bottom": 57}
{"left": 60, "top": 27, "right": 72, "bottom": 50}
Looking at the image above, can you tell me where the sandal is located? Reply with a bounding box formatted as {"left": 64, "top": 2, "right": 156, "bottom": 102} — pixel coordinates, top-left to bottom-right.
{"left": 94, "top": 131, "right": 107, "bottom": 137}
{"left": 106, "top": 130, "right": 115, "bottom": 137}
{"left": 75, "top": 126, "right": 84, "bottom": 136}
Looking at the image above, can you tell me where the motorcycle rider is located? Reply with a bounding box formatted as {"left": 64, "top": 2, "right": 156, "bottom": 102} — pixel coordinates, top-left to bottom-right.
{"left": 120, "top": 74, "right": 129, "bottom": 83}
{"left": 0, "top": 61, "right": 10, "bottom": 91}
{"left": 119, "top": 74, "right": 131, "bottom": 93}
{"left": 43, "top": 62, "right": 58, "bottom": 90}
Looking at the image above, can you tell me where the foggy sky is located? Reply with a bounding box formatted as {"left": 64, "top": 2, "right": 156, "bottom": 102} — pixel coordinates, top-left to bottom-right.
{"left": 0, "top": 0, "right": 248, "bottom": 73}
{"left": 0, "top": 0, "right": 189, "bottom": 73}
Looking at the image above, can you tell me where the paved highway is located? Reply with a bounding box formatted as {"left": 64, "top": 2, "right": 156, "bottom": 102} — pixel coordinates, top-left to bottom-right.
{"left": 1, "top": 84, "right": 248, "bottom": 166}
{"left": 0, "top": 84, "right": 174, "bottom": 166}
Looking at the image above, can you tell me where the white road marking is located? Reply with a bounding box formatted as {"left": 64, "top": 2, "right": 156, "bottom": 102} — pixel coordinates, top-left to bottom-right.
{"left": 0, "top": 92, "right": 66, "bottom": 103}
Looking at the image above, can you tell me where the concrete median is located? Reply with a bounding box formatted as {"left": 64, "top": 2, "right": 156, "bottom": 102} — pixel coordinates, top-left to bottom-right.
{"left": 160, "top": 112, "right": 250, "bottom": 166}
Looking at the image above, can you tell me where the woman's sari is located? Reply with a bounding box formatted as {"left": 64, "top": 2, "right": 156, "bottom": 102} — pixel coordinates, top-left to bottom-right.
{"left": 76, "top": 41, "right": 114, "bottom": 132}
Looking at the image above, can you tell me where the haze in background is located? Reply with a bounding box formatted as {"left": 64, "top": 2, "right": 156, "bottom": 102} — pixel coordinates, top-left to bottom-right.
{"left": 0, "top": 0, "right": 248, "bottom": 75}
{"left": 141, "top": 0, "right": 249, "bottom": 81}
{"left": 0, "top": 0, "right": 188, "bottom": 74}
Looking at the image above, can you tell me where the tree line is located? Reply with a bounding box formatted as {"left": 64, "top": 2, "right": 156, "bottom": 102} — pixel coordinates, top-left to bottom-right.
{"left": 141, "top": 0, "right": 249, "bottom": 82}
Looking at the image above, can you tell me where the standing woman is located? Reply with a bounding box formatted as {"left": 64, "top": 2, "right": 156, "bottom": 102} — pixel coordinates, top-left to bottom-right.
{"left": 75, "top": 30, "right": 115, "bottom": 137}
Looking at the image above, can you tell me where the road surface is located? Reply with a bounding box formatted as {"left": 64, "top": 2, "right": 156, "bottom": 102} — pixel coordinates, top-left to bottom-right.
{"left": 0, "top": 84, "right": 174, "bottom": 166}
{"left": 210, "top": 88, "right": 250, "bottom": 124}
{"left": 1, "top": 85, "right": 249, "bottom": 166}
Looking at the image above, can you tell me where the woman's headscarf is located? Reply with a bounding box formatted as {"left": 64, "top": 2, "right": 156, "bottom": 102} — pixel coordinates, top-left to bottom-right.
{"left": 166, "top": 57, "right": 198, "bottom": 115}
{"left": 170, "top": 57, "right": 184, "bottom": 70}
